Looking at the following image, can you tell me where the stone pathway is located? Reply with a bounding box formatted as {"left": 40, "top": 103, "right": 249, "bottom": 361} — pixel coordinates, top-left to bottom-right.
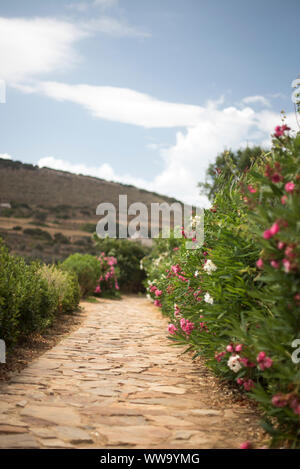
{"left": 0, "top": 296, "right": 263, "bottom": 449}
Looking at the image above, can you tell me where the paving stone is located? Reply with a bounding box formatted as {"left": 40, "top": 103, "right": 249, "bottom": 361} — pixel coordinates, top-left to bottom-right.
{"left": 0, "top": 425, "right": 28, "bottom": 434}
{"left": 0, "top": 433, "right": 39, "bottom": 448}
{"left": 54, "top": 426, "right": 94, "bottom": 444}
{"left": 20, "top": 405, "right": 81, "bottom": 426}
{"left": 96, "top": 424, "right": 171, "bottom": 446}
{"left": 149, "top": 385, "right": 186, "bottom": 395}
{"left": 39, "top": 438, "right": 74, "bottom": 448}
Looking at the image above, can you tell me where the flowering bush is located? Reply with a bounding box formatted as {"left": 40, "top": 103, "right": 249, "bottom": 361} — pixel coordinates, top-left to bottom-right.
{"left": 144, "top": 126, "right": 300, "bottom": 447}
{"left": 93, "top": 237, "right": 149, "bottom": 292}
{"left": 94, "top": 252, "right": 120, "bottom": 297}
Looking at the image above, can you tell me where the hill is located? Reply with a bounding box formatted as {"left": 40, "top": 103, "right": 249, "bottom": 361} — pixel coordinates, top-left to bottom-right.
{"left": 0, "top": 158, "right": 183, "bottom": 262}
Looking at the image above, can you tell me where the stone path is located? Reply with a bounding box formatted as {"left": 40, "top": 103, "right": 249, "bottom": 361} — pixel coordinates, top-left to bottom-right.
{"left": 0, "top": 296, "right": 263, "bottom": 449}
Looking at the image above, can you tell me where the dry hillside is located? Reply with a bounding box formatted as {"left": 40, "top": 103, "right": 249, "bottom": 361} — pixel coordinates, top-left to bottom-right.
{"left": 0, "top": 158, "right": 183, "bottom": 262}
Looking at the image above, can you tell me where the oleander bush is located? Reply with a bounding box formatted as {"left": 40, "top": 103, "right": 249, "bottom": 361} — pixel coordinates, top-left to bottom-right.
{"left": 93, "top": 237, "right": 149, "bottom": 292}
{"left": 0, "top": 239, "right": 80, "bottom": 347}
{"left": 143, "top": 125, "right": 300, "bottom": 447}
{"left": 93, "top": 252, "right": 120, "bottom": 298}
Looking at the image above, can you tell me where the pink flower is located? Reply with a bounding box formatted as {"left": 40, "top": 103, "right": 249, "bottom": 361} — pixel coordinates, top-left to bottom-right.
{"left": 168, "top": 324, "right": 177, "bottom": 335}
{"left": 277, "top": 241, "right": 285, "bottom": 250}
{"left": 226, "top": 344, "right": 234, "bottom": 353}
{"left": 274, "top": 125, "right": 284, "bottom": 137}
{"left": 240, "top": 441, "right": 252, "bottom": 449}
{"left": 282, "top": 258, "right": 292, "bottom": 273}
{"left": 271, "top": 173, "right": 282, "bottom": 183}
{"left": 263, "top": 229, "right": 272, "bottom": 239}
{"left": 149, "top": 285, "right": 157, "bottom": 293}
{"left": 290, "top": 397, "right": 300, "bottom": 415}
{"left": 256, "top": 258, "right": 264, "bottom": 269}
{"left": 173, "top": 247, "right": 179, "bottom": 251}
{"left": 263, "top": 222, "right": 280, "bottom": 239}
{"left": 154, "top": 300, "right": 162, "bottom": 307}
{"left": 285, "top": 181, "right": 295, "bottom": 193}
{"left": 274, "top": 124, "right": 290, "bottom": 138}
{"left": 94, "top": 285, "right": 101, "bottom": 294}
{"left": 180, "top": 318, "right": 195, "bottom": 335}
{"left": 270, "top": 260, "right": 280, "bottom": 269}
{"left": 171, "top": 264, "right": 181, "bottom": 274}
{"left": 235, "top": 344, "right": 243, "bottom": 352}
{"left": 269, "top": 222, "right": 280, "bottom": 236}
{"left": 257, "top": 352, "right": 273, "bottom": 370}
{"left": 281, "top": 195, "right": 288, "bottom": 205}
{"left": 272, "top": 394, "right": 288, "bottom": 408}
{"left": 240, "top": 357, "right": 256, "bottom": 368}
{"left": 155, "top": 289, "right": 163, "bottom": 297}
{"left": 248, "top": 185, "right": 257, "bottom": 193}
{"left": 215, "top": 351, "right": 226, "bottom": 362}
{"left": 243, "top": 379, "right": 255, "bottom": 391}
{"left": 237, "top": 378, "right": 244, "bottom": 386}
{"left": 257, "top": 351, "right": 266, "bottom": 362}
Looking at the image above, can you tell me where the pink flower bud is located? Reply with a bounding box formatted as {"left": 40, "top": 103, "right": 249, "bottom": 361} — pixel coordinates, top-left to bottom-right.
{"left": 285, "top": 181, "right": 295, "bottom": 193}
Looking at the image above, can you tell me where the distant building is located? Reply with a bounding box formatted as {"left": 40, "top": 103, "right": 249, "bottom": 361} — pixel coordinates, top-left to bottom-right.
{"left": 0, "top": 202, "right": 11, "bottom": 209}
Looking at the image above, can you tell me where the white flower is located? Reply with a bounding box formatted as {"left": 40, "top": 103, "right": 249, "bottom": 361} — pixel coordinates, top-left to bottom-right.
{"left": 204, "top": 292, "right": 214, "bottom": 304}
{"left": 146, "top": 294, "right": 151, "bottom": 300}
{"left": 194, "top": 270, "right": 199, "bottom": 277}
{"left": 140, "top": 259, "right": 144, "bottom": 270}
{"left": 203, "top": 259, "right": 217, "bottom": 275}
{"left": 227, "top": 355, "right": 242, "bottom": 373}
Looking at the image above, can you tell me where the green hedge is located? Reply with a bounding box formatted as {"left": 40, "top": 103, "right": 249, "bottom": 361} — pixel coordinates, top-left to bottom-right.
{"left": 144, "top": 127, "right": 300, "bottom": 447}
{"left": 61, "top": 253, "right": 101, "bottom": 297}
{"left": 0, "top": 240, "right": 80, "bottom": 347}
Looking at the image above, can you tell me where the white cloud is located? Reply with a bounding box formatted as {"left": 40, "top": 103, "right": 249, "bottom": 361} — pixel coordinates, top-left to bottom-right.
{"left": 0, "top": 17, "right": 87, "bottom": 83}
{"left": 242, "top": 95, "right": 271, "bottom": 107}
{"left": 16, "top": 81, "right": 203, "bottom": 128}
{"left": 0, "top": 15, "right": 149, "bottom": 85}
{"left": 0, "top": 153, "right": 12, "bottom": 160}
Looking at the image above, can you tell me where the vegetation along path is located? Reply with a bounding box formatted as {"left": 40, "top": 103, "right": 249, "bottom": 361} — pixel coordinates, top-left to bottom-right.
{"left": 0, "top": 296, "right": 264, "bottom": 449}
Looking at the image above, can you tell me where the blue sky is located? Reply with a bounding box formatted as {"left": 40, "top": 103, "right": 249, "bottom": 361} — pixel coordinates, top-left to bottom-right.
{"left": 0, "top": 0, "right": 299, "bottom": 205}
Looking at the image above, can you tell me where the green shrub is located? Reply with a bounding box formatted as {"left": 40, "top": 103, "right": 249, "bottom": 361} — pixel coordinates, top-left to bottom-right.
{"left": 0, "top": 239, "right": 80, "bottom": 347}
{"left": 54, "top": 232, "right": 70, "bottom": 244}
{"left": 23, "top": 228, "right": 52, "bottom": 241}
{"left": 81, "top": 223, "right": 96, "bottom": 233}
{"left": 62, "top": 253, "right": 101, "bottom": 297}
{"left": 39, "top": 265, "right": 80, "bottom": 313}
